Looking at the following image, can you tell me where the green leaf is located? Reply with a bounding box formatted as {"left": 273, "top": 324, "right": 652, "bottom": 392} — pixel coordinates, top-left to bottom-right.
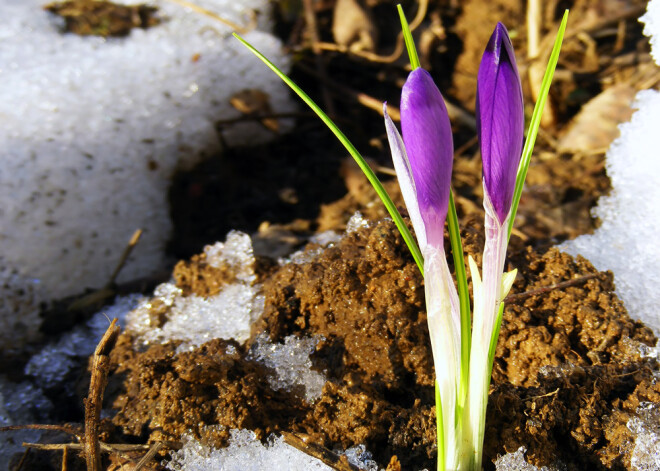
{"left": 447, "top": 191, "right": 471, "bottom": 403}
{"left": 234, "top": 33, "right": 425, "bottom": 274}
{"left": 397, "top": 4, "right": 420, "bottom": 70}
{"left": 508, "top": 10, "right": 569, "bottom": 240}
{"left": 435, "top": 381, "right": 445, "bottom": 471}
{"left": 487, "top": 302, "right": 505, "bottom": 379}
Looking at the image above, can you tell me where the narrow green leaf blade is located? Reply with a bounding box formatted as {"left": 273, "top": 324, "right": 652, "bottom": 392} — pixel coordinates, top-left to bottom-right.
{"left": 397, "top": 4, "right": 420, "bottom": 70}
{"left": 435, "top": 381, "right": 445, "bottom": 471}
{"left": 233, "top": 33, "right": 424, "bottom": 273}
{"left": 447, "top": 191, "right": 471, "bottom": 402}
{"left": 508, "top": 10, "right": 569, "bottom": 240}
{"left": 487, "top": 302, "right": 505, "bottom": 379}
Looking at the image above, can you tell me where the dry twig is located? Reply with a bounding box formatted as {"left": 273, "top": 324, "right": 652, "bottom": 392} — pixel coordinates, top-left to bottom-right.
{"left": 504, "top": 273, "right": 600, "bottom": 304}
{"left": 84, "top": 318, "right": 120, "bottom": 471}
{"left": 281, "top": 431, "right": 361, "bottom": 471}
{"left": 164, "top": 0, "right": 256, "bottom": 33}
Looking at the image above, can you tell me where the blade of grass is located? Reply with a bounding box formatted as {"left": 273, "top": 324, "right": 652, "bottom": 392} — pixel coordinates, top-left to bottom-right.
{"left": 397, "top": 4, "right": 420, "bottom": 70}
{"left": 447, "top": 191, "right": 471, "bottom": 403}
{"left": 435, "top": 381, "right": 445, "bottom": 471}
{"left": 234, "top": 33, "right": 424, "bottom": 274}
{"left": 508, "top": 10, "right": 568, "bottom": 240}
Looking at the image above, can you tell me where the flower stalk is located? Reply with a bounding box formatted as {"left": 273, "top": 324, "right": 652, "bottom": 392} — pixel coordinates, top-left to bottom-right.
{"left": 463, "top": 22, "right": 523, "bottom": 469}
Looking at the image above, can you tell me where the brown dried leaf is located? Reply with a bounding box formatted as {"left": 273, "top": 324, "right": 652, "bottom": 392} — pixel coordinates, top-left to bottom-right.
{"left": 557, "top": 84, "right": 636, "bottom": 154}
{"left": 332, "top": 0, "right": 377, "bottom": 53}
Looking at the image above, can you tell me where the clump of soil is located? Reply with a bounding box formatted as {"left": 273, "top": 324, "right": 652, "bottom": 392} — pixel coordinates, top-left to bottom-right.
{"left": 108, "top": 217, "right": 657, "bottom": 470}
{"left": 44, "top": 0, "right": 159, "bottom": 37}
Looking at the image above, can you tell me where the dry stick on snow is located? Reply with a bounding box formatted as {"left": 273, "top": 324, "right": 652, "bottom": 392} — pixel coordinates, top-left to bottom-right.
{"left": 84, "top": 318, "right": 120, "bottom": 471}
{"left": 281, "top": 431, "right": 361, "bottom": 471}
{"left": 163, "top": 0, "right": 256, "bottom": 34}
{"left": 307, "top": 0, "right": 429, "bottom": 64}
{"left": 67, "top": 228, "right": 143, "bottom": 313}
{"left": 504, "top": 273, "right": 600, "bottom": 304}
{"left": 107, "top": 228, "right": 143, "bottom": 287}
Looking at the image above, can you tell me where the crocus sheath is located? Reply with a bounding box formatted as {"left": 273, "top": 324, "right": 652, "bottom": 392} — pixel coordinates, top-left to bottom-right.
{"left": 476, "top": 22, "right": 524, "bottom": 225}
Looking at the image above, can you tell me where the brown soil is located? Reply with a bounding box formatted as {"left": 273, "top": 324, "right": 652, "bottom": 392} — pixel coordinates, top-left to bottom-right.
{"left": 108, "top": 212, "right": 656, "bottom": 470}
{"left": 44, "top": 0, "right": 159, "bottom": 37}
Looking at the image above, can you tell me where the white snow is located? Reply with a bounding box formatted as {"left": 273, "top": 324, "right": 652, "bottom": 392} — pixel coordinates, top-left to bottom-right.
{"left": 126, "top": 231, "right": 264, "bottom": 350}
{"left": 167, "top": 429, "right": 335, "bottom": 471}
{"left": 167, "top": 428, "right": 383, "bottom": 471}
{"left": 559, "top": 1, "right": 660, "bottom": 336}
{"left": 0, "top": 0, "right": 294, "bottom": 348}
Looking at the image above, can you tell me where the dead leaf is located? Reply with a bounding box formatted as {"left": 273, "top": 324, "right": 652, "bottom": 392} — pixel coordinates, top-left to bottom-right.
{"left": 332, "top": 0, "right": 377, "bottom": 53}
{"left": 229, "top": 89, "right": 278, "bottom": 132}
{"left": 557, "top": 84, "right": 636, "bottom": 154}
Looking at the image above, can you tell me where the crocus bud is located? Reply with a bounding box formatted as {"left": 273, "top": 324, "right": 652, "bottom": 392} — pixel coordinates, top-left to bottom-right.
{"left": 476, "top": 23, "right": 524, "bottom": 225}
{"left": 400, "top": 68, "right": 454, "bottom": 248}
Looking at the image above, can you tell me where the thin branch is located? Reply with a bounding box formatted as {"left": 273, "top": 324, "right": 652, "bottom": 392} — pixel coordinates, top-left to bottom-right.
{"left": 133, "top": 442, "right": 165, "bottom": 471}
{"left": 281, "top": 432, "right": 361, "bottom": 471}
{"left": 163, "top": 0, "right": 255, "bottom": 33}
{"left": 504, "top": 273, "right": 600, "bottom": 304}
{"left": 84, "top": 318, "right": 120, "bottom": 471}
{"left": 22, "top": 443, "right": 152, "bottom": 452}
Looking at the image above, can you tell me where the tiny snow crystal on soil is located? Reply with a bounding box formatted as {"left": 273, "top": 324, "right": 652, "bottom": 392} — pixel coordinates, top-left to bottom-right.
{"left": 248, "top": 333, "right": 327, "bottom": 402}
{"left": 494, "top": 447, "right": 566, "bottom": 471}
{"left": 0, "top": 0, "right": 294, "bottom": 349}
{"left": 559, "top": 1, "right": 660, "bottom": 336}
{"left": 628, "top": 402, "right": 660, "bottom": 471}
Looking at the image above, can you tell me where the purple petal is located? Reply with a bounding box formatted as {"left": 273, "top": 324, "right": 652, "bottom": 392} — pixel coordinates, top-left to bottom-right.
{"left": 476, "top": 22, "right": 524, "bottom": 224}
{"left": 401, "top": 68, "right": 454, "bottom": 248}
{"left": 383, "top": 103, "right": 428, "bottom": 252}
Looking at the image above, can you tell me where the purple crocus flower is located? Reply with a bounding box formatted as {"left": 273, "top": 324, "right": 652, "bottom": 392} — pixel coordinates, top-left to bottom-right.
{"left": 395, "top": 68, "right": 454, "bottom": 249}
{"left": 476, "top": 22, "right": 524, "bottom": 225}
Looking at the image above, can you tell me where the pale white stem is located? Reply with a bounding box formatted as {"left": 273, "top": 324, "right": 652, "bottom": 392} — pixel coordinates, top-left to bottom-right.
{"left": 424, "top": 244, "right": 462, "bottom": 470}
{"left": 463, "top": 189, "right": 510, "bottom": 470}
